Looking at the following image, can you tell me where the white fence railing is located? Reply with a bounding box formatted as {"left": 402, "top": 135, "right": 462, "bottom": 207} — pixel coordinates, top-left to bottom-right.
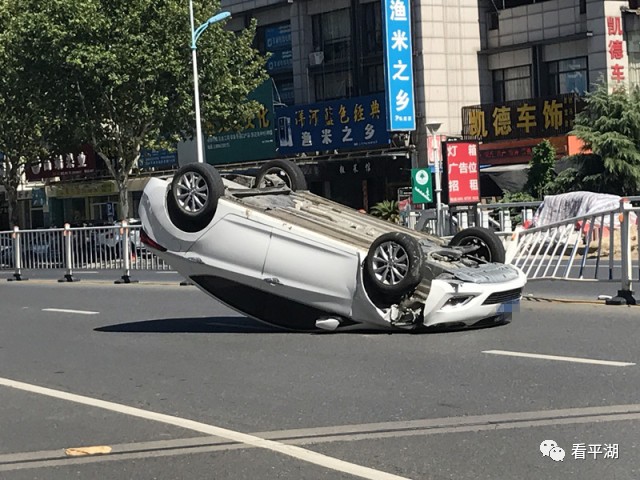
{"left": 3, "top": 199, "right": 639, "bottom": 303}
{"left": 0, "top": 224, "right": 171, "bottom": 282}
{"left": 505, "top": 198, "right": 639, "bottom": 305}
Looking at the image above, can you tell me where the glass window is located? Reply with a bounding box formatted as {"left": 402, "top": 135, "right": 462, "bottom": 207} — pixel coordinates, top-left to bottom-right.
{"left": 499, "top": 0, "right": 552, "bottom": 8}
{"left": 312, "top": 9, "right": 352, "bottom": 64}
{"left": 361, "top": 3, "right": 383, "bottom": 56}
{"left": 492, "top": 65, "right": 531, "bottom": 102}
{"left": 314, "top": 70, "right": 353, "bottom": 101}
{"left": 363, "top": 63, "right": 385, "bottom": 94}
{"left": 546, "top": 57, "right": 588, "bottom": 95}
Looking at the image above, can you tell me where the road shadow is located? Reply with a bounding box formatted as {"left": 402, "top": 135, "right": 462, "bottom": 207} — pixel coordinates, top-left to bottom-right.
{"left": 95, "top": 316, "right": 508, "bottom": 335}
{"left": 95, "top": 316, "right": 292, "bottom": 334}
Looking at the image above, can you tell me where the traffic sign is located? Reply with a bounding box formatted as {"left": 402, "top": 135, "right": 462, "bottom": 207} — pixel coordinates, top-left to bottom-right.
{"left": 411, "top": 168, "right": 433, "bottom": 204}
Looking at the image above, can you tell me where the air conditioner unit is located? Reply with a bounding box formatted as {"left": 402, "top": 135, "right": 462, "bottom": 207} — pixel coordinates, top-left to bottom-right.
{"left": 309, "top": 51, "right": 324, "bottom": 66}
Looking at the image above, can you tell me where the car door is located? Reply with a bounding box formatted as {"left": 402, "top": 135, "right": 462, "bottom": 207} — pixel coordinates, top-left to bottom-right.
{"left": 190, "top": 213, "right": 272, "bottom": 290}
{"left": 261, "top": 226, "right": 359, "bottom": 315}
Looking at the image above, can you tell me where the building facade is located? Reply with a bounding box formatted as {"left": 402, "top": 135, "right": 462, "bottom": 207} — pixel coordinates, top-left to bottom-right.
{"left": 219, "top": 0, "right": 640, "bottom": 207}
{"left": 5, "top": 0, "right": 640, "bottom": 227}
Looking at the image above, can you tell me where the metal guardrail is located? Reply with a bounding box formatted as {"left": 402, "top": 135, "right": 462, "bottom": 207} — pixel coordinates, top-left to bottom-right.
{"left": 506, "top": 198, "right": 639, "bottom": 304}
{"left": 408, "top": 201, "right": 542, "bottom": 236}
{"left": 0, "top": 224, "right": 171, "bottom": 282}
{"left": 406, "top": 198, "right": 639, "bottom": 303}
{"left": 3, "top": 199, "right": 639, "bottom": 303}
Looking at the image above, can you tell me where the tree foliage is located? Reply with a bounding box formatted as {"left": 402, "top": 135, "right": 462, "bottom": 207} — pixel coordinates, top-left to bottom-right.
{"left": 525, "top": 139, "right": 556, "bottom": 198}
{"left": 0, "top": 4, "right": 56, "bottom": 226}
{"left": 547, "top": 84, "right": 640, "bottom": 196}
{"left": 1, "top": 0, "right": 268, "bottom": 221}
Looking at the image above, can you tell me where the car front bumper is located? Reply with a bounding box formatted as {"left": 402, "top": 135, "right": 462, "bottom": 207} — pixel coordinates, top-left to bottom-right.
{"left": 421, "top": 269, "right": 527, "bottom": 327}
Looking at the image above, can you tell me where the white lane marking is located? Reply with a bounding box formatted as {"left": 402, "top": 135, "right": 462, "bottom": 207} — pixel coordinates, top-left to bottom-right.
{"left": 483, "top": 350, "right": 635, "bottom": 367}
{"left": 42, "top": 308, "right": 100, "bottom": 316}
{"left": 155, "top": 271, "right": 178, "bottom": 274}
{"left": 0, "top": 377, "right": 410, "bottom": 480}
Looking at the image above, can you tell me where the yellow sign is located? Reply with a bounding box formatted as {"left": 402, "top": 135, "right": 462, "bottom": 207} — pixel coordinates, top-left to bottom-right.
{"left": 48, "top": 181, "right": 117, "bottom": 199}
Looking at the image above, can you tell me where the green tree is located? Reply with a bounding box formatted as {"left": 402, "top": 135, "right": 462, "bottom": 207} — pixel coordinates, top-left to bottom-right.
{"left": 525, "top": 139, "right": 556, "bottom": 198}
{"left": 547, "top": 83, "right": 640, "bottom": 195}
{"left": 0, "top": 4, "right": 54, "bottom": 227}
{"left": 2, "top": 0, "right": 268, "bottom": 221}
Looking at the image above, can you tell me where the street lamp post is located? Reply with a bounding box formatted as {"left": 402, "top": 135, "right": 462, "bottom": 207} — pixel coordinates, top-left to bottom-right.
{"left": 426, "top": 121, "right": 443, "bottom": 236}
{"left": 189, "top": 3, "right": 231, "bottom": 163}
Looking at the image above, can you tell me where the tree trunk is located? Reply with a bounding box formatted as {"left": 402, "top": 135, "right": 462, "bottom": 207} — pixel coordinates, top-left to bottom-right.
{"left": 117, "top": 176, "right": 129, "bottom": 221}
{"left": 6, "top": 186, "right": 19, "bottom": 228}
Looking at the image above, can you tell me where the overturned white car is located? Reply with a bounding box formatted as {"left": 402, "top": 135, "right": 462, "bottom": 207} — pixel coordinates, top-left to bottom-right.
{"left": 139, "top": 160, "right": 525, "bottom": 332}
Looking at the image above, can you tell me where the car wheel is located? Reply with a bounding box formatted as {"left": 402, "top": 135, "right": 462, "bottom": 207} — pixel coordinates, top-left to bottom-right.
{"left": 449, "top": 227, "right": 505, "bottom": 263}
{"left": 255, "top": 159, "right": 307, "bottom": 191}
{"left": 168, "top": 163, "right": 225, "bottom": 233}
{"left": 364, "top": 232, "right": 423, "bottom": 302}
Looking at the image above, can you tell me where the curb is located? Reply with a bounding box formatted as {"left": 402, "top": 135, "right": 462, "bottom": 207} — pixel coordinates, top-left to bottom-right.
{"left": 522, "top": 294, "right": 638, "bottom": 306}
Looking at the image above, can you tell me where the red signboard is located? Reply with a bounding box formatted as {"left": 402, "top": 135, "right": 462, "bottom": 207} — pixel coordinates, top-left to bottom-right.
{"left": 606, "top": 15, "right": 626, "bottom": 84}
{"left": 445, "top": 141, "right": 480, "bottom": 205}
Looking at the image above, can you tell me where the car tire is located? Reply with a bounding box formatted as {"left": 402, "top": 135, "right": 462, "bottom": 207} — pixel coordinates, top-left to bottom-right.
{"left": 364, "top": 232, "right": 423, "bottom": 302}
{"left": 256, "top": 159, "right": 307, "bottom": 191}
{"left": 168, "top": 163, "right": 225, "bottom": 233}
{"left": 449, "top": 227, "right": 505, "bottom": 263}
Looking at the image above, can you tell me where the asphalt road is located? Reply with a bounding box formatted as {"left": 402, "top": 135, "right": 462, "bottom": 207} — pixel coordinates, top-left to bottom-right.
{"left": 0, "top": 279, "right": 639, "bottom": 479}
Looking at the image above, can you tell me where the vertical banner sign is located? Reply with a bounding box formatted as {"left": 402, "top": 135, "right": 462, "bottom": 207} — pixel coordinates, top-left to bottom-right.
{"left": 604, "top": 9, "right": 629, "bottom": 90}
{"left": 446, "top": 141, "right": 480, "bottom": 205}
{"left": 382, "top": 0, "right": 416, "bottom": 131}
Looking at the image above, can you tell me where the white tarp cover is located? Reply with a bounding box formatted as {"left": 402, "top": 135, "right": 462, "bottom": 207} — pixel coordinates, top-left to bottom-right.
{"left": 532, "top": 191, "right": 624, "bottom": 228}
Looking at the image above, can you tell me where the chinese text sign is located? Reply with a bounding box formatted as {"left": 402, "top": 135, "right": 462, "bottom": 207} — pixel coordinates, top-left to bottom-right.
{"left": 276, "top": 94, "right": 391, "bottom": 155}
{"left": 446, "top": 141, "right": 480, "bottom": 205}
{"left": 605, "top": 13, "right": 628, "bottom": 88}
{"left": 462, "top": 94, "right": 583, "bottom": 142}
{"left": 382, "top": 0, "right": 416, "bottom": 131}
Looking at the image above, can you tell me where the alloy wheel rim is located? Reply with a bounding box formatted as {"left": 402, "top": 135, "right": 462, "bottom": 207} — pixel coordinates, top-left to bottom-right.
{"left": 371, "top": 241, "right": 409, "bottom": 285}
{"left": 176, "top": 172, "right": 209, "bottom": 213}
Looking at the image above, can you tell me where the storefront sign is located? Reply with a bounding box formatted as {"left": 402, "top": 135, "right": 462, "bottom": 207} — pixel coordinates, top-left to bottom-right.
{"left": 265, "top": 24, "right": 291, "bottom": 51}
{"left": 382, "top": 0, "right": 416, "bottom": 131}
{"left": 48, "top": 181, "right": 117, "bottom": 199}
{"left": 205, "top": 81, "right": 276, "bottom": 164}
{"left": 267, "top": 49, "right": 293, "bottom": 75}
{"left": 462, "top": 93, "right": 583, "bottom": 142}
{"left": 26, "top": 146, "right": 97, "bottom": 181}
{"left": 445, "top": 141, "right": 480, "bottom": 205}
{"left": 276, "top": 94, "right": 391, "bottom": 155}
{"left": 479, "top": 145, "right": 534, "bottom": 163}
{"left": 605, "top": 10, "right": 629, "bottom": 88}
{"left": 139, "top": 149, "right": 178, "bottom": 169}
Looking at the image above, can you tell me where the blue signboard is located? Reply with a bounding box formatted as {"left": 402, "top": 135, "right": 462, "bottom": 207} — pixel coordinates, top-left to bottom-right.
{"left": 275, "top": 94, "right": 391, "bottom": 155}
{"left": 264, "top": 24, "right": 291, "bottom": 51}
{"left": 267, "top": 50, "right": 293, "bottom": 75}
{"left": 139, "top": 149, "right": 178, "bottom": 169}
{"left": 382, "top": 0, "right": 416, "bottom": 131}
